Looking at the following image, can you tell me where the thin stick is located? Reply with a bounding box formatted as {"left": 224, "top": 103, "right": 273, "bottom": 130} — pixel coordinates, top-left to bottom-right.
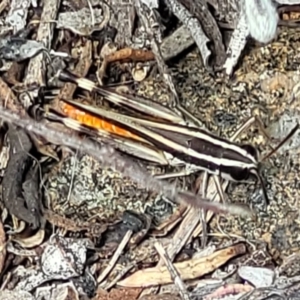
{"left": 97, "top": 230, "right": 133, "bottom": 284}
{"left": 154, "top": 242, "right": 190, "bottom": 300}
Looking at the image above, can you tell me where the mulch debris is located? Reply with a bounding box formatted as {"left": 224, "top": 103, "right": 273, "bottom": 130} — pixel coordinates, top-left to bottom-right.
{"left": 0, "top": 0, "right": 300, "bottom": 299}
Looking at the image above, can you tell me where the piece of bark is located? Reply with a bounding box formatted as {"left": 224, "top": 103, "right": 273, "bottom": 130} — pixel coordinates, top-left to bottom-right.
{"left": 2, "top": 125, "right": 42, "bottom": 228}
{"left": 179, "top": 0, "right": 226, "bottom": 68}
{"left": 165, "top": 0, "right": 211, "bottom": 69}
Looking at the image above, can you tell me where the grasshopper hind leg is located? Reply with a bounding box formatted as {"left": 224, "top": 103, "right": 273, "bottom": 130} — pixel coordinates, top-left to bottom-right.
{"left": 200, "top": 173, "right": 227, "bottom": 248}
{"left": 155, "top": 166, "right": 228, "bottom": 248}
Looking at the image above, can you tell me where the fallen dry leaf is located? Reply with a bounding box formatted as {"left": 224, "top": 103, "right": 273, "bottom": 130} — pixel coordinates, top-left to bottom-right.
{"left": 118, "top": 243, "right": 246, "bottom": 287}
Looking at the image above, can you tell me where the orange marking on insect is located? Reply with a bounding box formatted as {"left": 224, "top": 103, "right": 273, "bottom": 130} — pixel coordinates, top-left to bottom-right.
{"left": 60, "top": 102, "right": 142, "bottom": 141}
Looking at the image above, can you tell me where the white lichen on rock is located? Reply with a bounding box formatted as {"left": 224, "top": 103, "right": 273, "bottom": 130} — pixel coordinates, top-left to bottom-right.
{"left": 244, "top": 0, "right": 278, "bottom": 44}
{"left": 223, "top": 0, "right": 289, "bottom": 75}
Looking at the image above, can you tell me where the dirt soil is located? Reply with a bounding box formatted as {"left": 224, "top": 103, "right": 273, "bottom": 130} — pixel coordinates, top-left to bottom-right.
{"left": 1, "top": 2, "right": 300, "bottom": 300}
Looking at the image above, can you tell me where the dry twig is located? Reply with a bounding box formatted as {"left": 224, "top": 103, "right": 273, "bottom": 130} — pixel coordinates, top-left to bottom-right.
{"left": 165, "top": 0, "right": 211, "bottom": 68}
{"left": 134, "top": 0, "right": 204, "bottom": 127}
{"left": 134, "top": 0, "right": 179, "bottom": 107}
{"left": 22, "top": 0, "right": 60, "bottom": 107}
{"left": 154, "top": 242, "right": 190, "bottom": 300}
{"left": 97, "top": 230, "right": 133, "bottom": 284}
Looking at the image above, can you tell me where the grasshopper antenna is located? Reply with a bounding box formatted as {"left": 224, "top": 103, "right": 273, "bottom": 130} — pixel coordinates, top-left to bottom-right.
{"left": 262, "top": 123, "right": 299, "bottom": 162}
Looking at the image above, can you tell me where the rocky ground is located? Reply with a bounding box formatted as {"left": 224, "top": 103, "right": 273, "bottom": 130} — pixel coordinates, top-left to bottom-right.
{"left": 1, "top": 1, "right": 300, "bottom": 299}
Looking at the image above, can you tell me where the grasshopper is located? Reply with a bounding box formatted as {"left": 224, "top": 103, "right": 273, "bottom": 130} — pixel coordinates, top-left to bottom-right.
{"left": 43, "top": 69, "right": 298, "bottom": 244}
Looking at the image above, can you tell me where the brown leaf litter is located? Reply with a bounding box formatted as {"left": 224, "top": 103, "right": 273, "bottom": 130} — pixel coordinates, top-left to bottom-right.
{"left": 0, "top": 1, "right": 300, "bottom": 299}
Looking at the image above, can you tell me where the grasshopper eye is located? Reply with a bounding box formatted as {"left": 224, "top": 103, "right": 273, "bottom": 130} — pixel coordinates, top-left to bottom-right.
{"left": 221, "top": 166, "right": 252, "bottom": 182}
{"left": 241, "top": 144, "right": 259, "bottom": 160}
{"left": 226, "top": 167, "right": 251, "bottom": 182}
